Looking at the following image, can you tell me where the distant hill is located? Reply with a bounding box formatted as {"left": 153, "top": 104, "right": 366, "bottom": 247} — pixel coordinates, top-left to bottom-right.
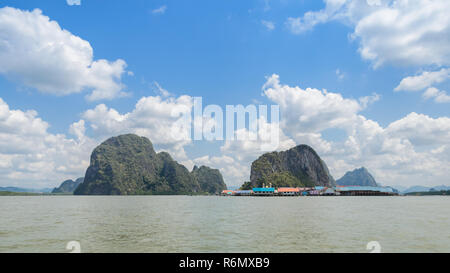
{"left": 390, "top": 185, "right": 408, "bottom": 193}
{"left": 52, "top": 177, "right": 84, "bottom": 194}
{"left": 74, "top": 134, "right": 226, "bottom": 195}
{"left": 336, "top": 167, "right": 377, "bottom": 187}
{"left": 0, "top": 187, "right": 52, "bottom": 193}
{"left": 249, "top": 144, "right": 335, "bottom": 188}
{"left": 401, "top": 185, "right": 450, "bottom": 194}
{"left": 405, "top": 190, "right": 450, "bottom": 196}
{"left": 0, "top": 191, "right": 40, "bottom": 196}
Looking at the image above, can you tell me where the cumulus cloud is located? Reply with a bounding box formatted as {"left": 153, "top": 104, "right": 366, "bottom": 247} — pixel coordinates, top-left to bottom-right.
{"left": 394, "top": 68, "right": 450, "bottom": 103}
{"left": 287, "top": 0, "right": 450, "bottom": 68}
{"left": 0, "top": 97, "right": 96, "bottom": 188}
{"left": 0, "top": 7, "right": 128, "bottom": 101}
{"left": 386, "top": 112, "right": 450, "bottom": 146}
{"left": 260, "top": 75, "right": 450, "bottom": 187}
{"left": 395, "top": 68, "right": 450, "bottom": 92}
{"left": 182, "top": 155, "right": 251, "bottom": 186}
{"left": 422, "top": 87, "right": 450, "bottom": 103}
{"left": 263, "top": 74, "right": 364, "bottom": 134}
{"left": 0, "top": 93, "right": 198, "bottom": 188}
{"left": 82, "top": 94, "right": 194, "bottom": 160}
{"left": 66, "top": 0, "right": 81, "bottom": 6}
{"left": 220, "top": 117, "right": 296, "bottom": 162}
{"left": 217, "top": 74, "right": 381, "bottom": 185}
{"left": 80, "top": 93, "right": 260, "bottom": 186}
{"left": 2, "top": 75, "right": 449, "bottom": 188}
{"left": 359, "top": 93, "right": 381, "bottom": 108}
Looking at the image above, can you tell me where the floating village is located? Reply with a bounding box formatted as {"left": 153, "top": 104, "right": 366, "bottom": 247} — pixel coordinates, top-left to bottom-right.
{"left": 221, "top": 185, "right": 398, "bottom": 197}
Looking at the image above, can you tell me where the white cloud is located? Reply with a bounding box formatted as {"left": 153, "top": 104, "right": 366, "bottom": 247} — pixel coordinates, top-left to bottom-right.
{"left": 395, "top": 68, "right": 450, "bottom": 92}
{"left": 263, "top": 74, "right": 363, "bottom": 134}
{"left": 359, "top": 93, "right": 381, "bottom": 108}
{"left": 69, "top": 119, "right": 86, "bottom": 141}
{"left": 220, "top": 117, "right": 296, "bottom": 162}
{"left": 74, "top": 81, "right": 450, "bottom": 187}
{"left": 152, "top": 5, "right": 167, "bottom": 15}
{"left": 394, "top": 68, "right": 450, "bottom": 103}
{"left": 422, "top": 87, "right": 450, "bottom": 103}
{"left": 261, "top": 20, "right": 275, "bottom": 31}
{"left": 0, "top": 93, "right": 200, "bottom": 188}
{"left": 287, "top": 0, "right": 450, "bottom": 68}
{"left": 81, "top": 93, "right": 258, "bottom": 186}
{"left": 386, "top": 112, "right": 450, "bottom": 146}
{"left": 0, "top": 97, "right": 96, "bottom": 188}
{"left": 183, "top": 155, "right": 251, "bottom": 186}
{"left": 0, "top": 7, "right": 129, "bottom": 101}
{"left": 285, "top": 0, "right": 350, "bottom": 34}
{"left": 82, "top": 94, "right": 194, "bottom": 160}
{"left": 66, "top": 0, "right": 81, "bottom": 6}
{"left": 261, "top": 74, "right": 450, "bottom": 187}
{"left": 2, "top": 75, "right": 449, "bottom": 188}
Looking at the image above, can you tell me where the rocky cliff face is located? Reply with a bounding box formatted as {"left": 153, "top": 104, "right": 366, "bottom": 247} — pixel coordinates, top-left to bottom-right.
{"left": 250, "top": 145, "right": 335, "bottom": 188}
{"left": 191, "top": 165, "right": 227, "bottom": 194}
{"left": 74, "top": 134, "right": 225, "bottom": 195}
{"left": 336, "top": 167, "right": 377, "bottom": 187}
{"left": 52, "top": 177, "right": 84, "bottom": 194}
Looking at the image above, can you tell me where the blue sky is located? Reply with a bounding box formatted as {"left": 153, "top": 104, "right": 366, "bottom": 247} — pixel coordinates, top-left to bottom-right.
{"left": 0, "top": 0, "right": 449, "bottom": 188}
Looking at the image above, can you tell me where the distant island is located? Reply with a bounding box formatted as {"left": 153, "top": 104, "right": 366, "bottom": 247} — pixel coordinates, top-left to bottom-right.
{"left": 74, "top": 134, "right": 226, "bottom": 195}
{"left": 240, "top": 144, "right": 335, "bottom": 190}
{"left": 0, "top": 191, "right": 41, "bottom": 196}
{"left": 52, "top": 178, "right": 84, "bottom": 194}
{"left": 405, "top": 190, "right": 450, "bottom": 196}
{"left": 336, "top": 167, "right": 378, "bottom": 187}
{"left": 1, "top": 133, "right": 449, "bottom": 197}
{"left": 0, "top": 187, "right": 52, "bottom": 194}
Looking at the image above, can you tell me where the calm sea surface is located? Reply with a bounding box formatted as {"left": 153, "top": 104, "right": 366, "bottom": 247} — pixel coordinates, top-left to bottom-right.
{"left": 0, "top": 196, "right": 449, "bottom": 253}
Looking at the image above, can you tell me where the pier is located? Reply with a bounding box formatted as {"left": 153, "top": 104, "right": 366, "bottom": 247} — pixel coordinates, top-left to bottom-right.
{"left": 221, "top": 186, "right": 398, "bottom": 197}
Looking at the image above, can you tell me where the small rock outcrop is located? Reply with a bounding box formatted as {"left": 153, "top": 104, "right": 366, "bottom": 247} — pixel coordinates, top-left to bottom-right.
{"left": 52, "top": 177, "right": 84, "bottom": 194}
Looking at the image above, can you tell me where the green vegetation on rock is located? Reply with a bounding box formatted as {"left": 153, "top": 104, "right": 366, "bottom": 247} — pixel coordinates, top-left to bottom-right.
{"left": 74, "top": 134, "right": 226, "bottom": 195}
{"left": 247, "top": 144, "right": 335, "bottom": 188}
{"left": 192, "top": 165, "right": 227, "bottom": 194}
{"left": 240, "top": 181, "right": 252, "bottom": 190}
{"left": 257, "top": 172, "right": 305, "bottom": 188}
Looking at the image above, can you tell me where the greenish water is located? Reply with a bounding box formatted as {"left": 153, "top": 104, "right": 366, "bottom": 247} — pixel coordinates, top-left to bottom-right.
{"left": 0, "top": 196, "right": 449, "bottom": 253}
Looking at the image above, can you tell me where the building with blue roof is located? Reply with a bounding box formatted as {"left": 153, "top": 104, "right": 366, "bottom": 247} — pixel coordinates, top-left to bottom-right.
{"left": 234, "top": 190, "right": 253, "bottom": 196}
{"left": 252, "top": 188, "right": 275, "bottom": 196}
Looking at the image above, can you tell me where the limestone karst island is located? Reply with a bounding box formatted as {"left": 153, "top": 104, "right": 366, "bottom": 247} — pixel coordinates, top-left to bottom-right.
{"left": 47, "top": 134, "right": 398, "bottom": 197}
